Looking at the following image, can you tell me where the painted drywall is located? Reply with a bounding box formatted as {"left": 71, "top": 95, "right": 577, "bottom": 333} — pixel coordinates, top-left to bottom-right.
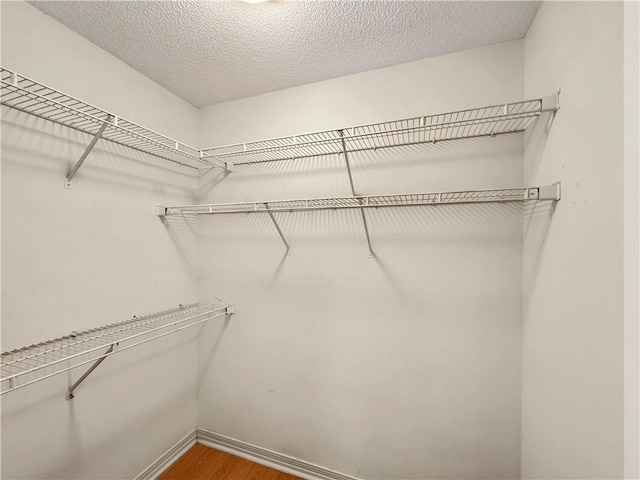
{"left": 623, "top": 4, "right": 640, "bottom": 478}
{"left": 195, "top": 40, "right": 525, "bottom": 479}
{"left": 1, "top": 2, "right": 203, "bottom": 479}
{"left": 521, "top": 2, "right": 625, "bottom": 478}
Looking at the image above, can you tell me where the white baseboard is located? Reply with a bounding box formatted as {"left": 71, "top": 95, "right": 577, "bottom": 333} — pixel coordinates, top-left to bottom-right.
{"left": 196, "top": 427, "right": 361, "bottom": 480}
{"left": 134, "top": 429, "right": 197, "bottom": 480}
{"left": 134, "top": 427, "right": 361, "bottom": 480}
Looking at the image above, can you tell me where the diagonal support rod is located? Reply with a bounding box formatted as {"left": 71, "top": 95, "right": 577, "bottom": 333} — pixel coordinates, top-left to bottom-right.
{"left": 265, "top": 204, "right": 291, "bottom": 255}
{"left": 65, "top": 343, "right": 115, "bottom": 400}
{"left": 339, "top": 130, "right": 374, "bottom": 258}
{"left": 65, "top": 118, "right": 111, "bottom": 186}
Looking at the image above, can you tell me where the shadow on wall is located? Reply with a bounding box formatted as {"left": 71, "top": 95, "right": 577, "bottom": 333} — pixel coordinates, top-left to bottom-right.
{"left": 197, "top": 132, "right": 526, "bottom": 204}
{"left": 190, "top": 201, "right": 525, "bottom": 307}
{"left": 523, "top": 110, "right": 559, "bottom": 302}
{"left": 196, "top": 167, "right": 232, "bottom": 198}
{"left": 44, "top": 387, "right": 189, "bottom": 480}
{"left": 197, "top": 314, "right": 232, "bottom": 391}
{"left": 161, "top": 214, "right": 200, "bottom": 278}
{"left": 1, "top": 108, "right": 202, "bottom": 196}
{"left": 213, "top": 132, "right": 525, "bottom": 180}
{"left": 1, "top": 329, "right": 197, "bottom": 418}
{"left": 523, "top": 200, "right": 557, "bottom": 305}
{"left": 194, "top": 202, "right": 524, "bottom": 247}
{"left": 0, "top": 330, "right": 201, "bottom": 480}
{"left": 524, "top": 110, "right": 557, "bottom": 183}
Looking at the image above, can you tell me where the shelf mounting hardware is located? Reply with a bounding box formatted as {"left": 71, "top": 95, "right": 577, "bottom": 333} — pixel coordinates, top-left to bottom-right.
{"left": 66, "top": 343, "right": 116, "bottom": 400}
{"left": 265, "top": 204, "right": 291, "bottom": 255}
{"left": 339, "top": 130, "right": 374, "bottom": 258}
{"left": 541, "top": 91, "right": 561, "bottom": 113}
{"left": 64, "top": 115, "right": 113, "bottom": 188}
{"left": 530, "top": 182, "right": 561, "bottom": 201}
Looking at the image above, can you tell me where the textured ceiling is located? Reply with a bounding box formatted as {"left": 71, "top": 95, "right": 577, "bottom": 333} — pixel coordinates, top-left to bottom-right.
{"left": 29, "top": 1, "right": 541, "bottom": 107}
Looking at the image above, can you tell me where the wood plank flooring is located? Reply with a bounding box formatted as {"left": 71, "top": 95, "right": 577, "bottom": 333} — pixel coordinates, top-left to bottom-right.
{"left": 158, "top": 443, "right": 302, "bottom": 480}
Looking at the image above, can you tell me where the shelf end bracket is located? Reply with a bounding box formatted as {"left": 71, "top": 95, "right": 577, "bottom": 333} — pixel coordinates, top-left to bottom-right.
{"left": 537, "top": 182, "right": 561, "bottom": 201}
{"left": 65, "top": 343, "right": 116, "bottom": 400}
{"left": 541, "top": 90, "right": 561, "bottom": 113}
{"left": 156, "top": 205, "right": 167, "bottom": 217}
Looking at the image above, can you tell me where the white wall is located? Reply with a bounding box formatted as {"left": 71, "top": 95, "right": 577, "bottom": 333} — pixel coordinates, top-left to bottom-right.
{"left": 196, "top": 41, "right": 525, "bottom": 479}
{"left": 623, "top": 3, "right": 640, "bottom": 478}
{"left": 522, "top": 2, "right": 625, "bottom": 478}
{"left": 1, "top": 2, "right": 203, "bottom": 478}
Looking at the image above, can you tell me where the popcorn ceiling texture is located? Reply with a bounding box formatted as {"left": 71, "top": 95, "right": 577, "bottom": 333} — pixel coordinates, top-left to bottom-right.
{"left": 29, "top": 1, "right": 540, "bottom": 107}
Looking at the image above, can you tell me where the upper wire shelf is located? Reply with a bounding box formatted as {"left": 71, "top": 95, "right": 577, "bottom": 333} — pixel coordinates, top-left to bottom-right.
{"left": 0, "top": 303, "right": 234, "bottom": 398}
{"left": 0, "top": 67, "right": 230, "bottom": 173}
{"left": 158, "top": 184, "right": 561, "bottom": 216}
{"left": 201, "top": 94, "right": 559, "bottom": 165}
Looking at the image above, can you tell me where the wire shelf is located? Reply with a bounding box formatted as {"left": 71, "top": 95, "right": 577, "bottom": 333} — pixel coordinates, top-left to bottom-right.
{"left": 0, "top": 303, "right": 233, "bottom": 397}
{"left": 159, "top": 185, "right": 561, "bottom": 216}
{"left": 0, "top": 67, "right": 229, "bottom": 171}
{"left": 200, "top": 95, "right": 559, "bottom": 165}
{"left": 0, "top": 66, "right": 558, "bottom": 175}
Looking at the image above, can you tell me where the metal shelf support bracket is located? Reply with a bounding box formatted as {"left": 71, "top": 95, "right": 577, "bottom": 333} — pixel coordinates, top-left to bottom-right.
{"left": 156, "top": 205, "right": 167, "bottom": 217}
{"left": 65, "top": 115, "right": 113, "bottom": 189}
{"left": 65, "top": 343, "right": 116, "bottom": 400}
{"left": 541, "top": 90, "right": 561, "bottom": 112}
{"left": 537, "top": 182, "right": 562, "bottom": 200}
{"left": 339, "top": 130, "right": 375, "bottom": 258}
{"left": 265, "top": 204, "right": 291, "bottom": 255}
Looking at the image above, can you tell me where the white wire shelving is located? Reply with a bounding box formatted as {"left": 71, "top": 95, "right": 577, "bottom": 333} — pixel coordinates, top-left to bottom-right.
{"left": 0, "top": 303, "right": 234, "bottom": 399}
{"left": 0, "top": 67, "right": 231, "bottom": 187}
{"left": 201, "top": 94, "right": 559, "bottom": 165}
{"left": 157, "top": 184, "right": 561, "bottom": 256}
{"left": 158, "top": 185, "right": 560, "bottom": 216}
{"left": 189, "top": 93, "right": 560, "bottom": 257}
{"left": 0, "top": 65, "right": 559, "bottom": 185}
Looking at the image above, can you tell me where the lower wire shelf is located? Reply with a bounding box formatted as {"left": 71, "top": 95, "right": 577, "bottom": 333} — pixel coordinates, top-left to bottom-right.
{"left": 0, "top": 303, "right": 234, "bottom": 399}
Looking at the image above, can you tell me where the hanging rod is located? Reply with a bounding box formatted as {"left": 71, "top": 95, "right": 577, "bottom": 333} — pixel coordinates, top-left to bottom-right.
{"left": 157, "top": 184, "right": 561, "bottom": 217}
{"left": 0, "top": 67, "right": 233, "bottom": 185}
{"left": 200, "top": 93, "right": 560, "bottom": 165}
{"left": 0, "top": 303, "right": 234, "bottom": 399}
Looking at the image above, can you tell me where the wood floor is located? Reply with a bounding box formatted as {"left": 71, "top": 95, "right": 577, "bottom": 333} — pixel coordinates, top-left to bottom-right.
{"left": 158, "top": 443, "right": 302, "bottom": 480}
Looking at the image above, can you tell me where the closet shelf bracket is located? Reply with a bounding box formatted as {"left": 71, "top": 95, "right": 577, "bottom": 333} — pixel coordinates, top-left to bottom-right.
{"left": 65, "top": 343, "right": 115, "bottom": 400}
{"left": 64, "top": 115, "right": 113, "bottom": 189}
{"left": 265, "top": 204, "right": 291, "bottom": 255}
{"left": 339, "top": 129, "right": 375, "bottom": 258}
{"left": 533, "top": 182, "right": 561, "bottom": 201}
{"left": 541, "top": 91, "right": 561, "bottom": 113}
